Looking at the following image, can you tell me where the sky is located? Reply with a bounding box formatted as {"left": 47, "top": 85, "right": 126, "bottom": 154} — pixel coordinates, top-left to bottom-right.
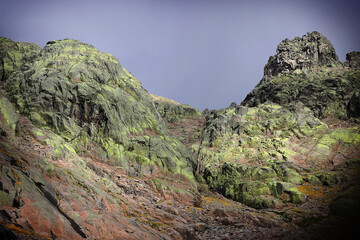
{"left": 1, "top": 0, "right": 360, "bottom": 110}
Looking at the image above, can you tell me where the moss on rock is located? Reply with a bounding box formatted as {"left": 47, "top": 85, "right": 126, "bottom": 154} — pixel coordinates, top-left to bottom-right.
{"left": 1, "top": 38, "right": 196, "bottom": 180}
{"left": 0, "top": 93, "right": 19, "bottom": 135}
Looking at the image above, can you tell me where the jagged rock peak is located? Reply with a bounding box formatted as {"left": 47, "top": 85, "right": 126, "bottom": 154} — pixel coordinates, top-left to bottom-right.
{"left": 263, "top": 31, "right": 340, "bottom": 80}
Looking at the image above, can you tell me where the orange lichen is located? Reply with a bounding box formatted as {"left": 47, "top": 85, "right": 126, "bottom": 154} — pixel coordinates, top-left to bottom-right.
{"left": 297, "top": 182, "right": 340, "bottom": 203}
{"left": 0, "top": 220, "right": 51, "bottom": 240}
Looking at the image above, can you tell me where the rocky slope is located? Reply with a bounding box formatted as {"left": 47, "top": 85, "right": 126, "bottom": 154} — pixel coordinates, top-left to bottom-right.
{"left": 0, "top": 37, "right": 198, "bottom": 239}
{"left": 1, "top": 32, "right": 360, "bottom": 240}
{"left": 191, "top": 32, "right": 360, "bottom": 237}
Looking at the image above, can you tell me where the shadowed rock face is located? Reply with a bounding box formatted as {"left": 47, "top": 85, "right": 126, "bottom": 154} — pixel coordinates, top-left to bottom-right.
{"left": 347, "top": 92, "right": 360, "bottom": 118}
{"left": 263, "top": 31, "right": 340, "bottom": 81}
{"left": 345, "top": 51, "right": 360, "bottom": 69}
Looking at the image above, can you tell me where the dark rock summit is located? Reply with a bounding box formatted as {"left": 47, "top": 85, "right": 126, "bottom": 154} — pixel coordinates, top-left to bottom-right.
{"left": 263, "top": 31, "right": 340, "bottom": 81}
{"left": 242, "top": 32, "right": 360, "bottom": 119}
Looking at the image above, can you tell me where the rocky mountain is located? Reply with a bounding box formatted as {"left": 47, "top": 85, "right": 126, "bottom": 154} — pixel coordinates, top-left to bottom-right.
{"left": 0, "top": 37, "right": 198, "bottom": 240}
{"left": 1, "top": 32, "right": 360, "bottom": 239}
{"left": 194, "top": 32, "right": 360, "bottom": 237}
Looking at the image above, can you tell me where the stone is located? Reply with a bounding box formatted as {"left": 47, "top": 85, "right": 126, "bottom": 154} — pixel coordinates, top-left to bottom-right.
{"left": 0, "top": 37, "right": 41, "bottom": 82}
{"left": 345, "top": 51, "right": 360, "bottom": 69}
{"left": 262, "top": 31, "right": 340, "bottom": 81}
{"left": 271, "top": 182, "right": 305, "bottom": 203}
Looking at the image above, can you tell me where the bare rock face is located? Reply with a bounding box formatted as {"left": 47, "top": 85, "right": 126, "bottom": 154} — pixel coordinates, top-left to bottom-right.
{"left": 345, "top": 51, "right": 360, "bottom": 69}
{"left": 263, "top": 31, "right": 340, "bottom": 81}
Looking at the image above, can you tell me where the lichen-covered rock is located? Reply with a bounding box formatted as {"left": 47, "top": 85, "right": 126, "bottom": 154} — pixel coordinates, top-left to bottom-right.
{"left": 1, "top": 32, "right": 359, "bottom": 240}
{"left": 204, "top": 162, "right": 304, "bottom": 209}
{"left": 0, "top": 37, "right": 41, "bottom": 82}
{"left": 267, "top": 160, "right": 303, "bottom": 184}
{"left": 0, "top": 92, "right": 19, "bottom": 136}
{"left": 6, "top": 39, "right": 166, "bottom": 139}
{"left": 270, "top": 181, "right": 305, "bottom": 203}
{"left": 263, "top": 31, "right": 340, "bottom": 81}
{"left": 345, "top": 51, "right": 360, "bottom": 69}
{"left": 241, "top": 32, "right": 360, "bottom": 119}
{"left": 196, "top": 31, "right": 360, "bottom": 211}
{"left": 151, "top": 94, "right": 205, "bottom": 148}
{"left": 242, "top": 66, "right": 360, "bottom": 118}
{"left": 1, "top": 38, "right": 196, "bottom": 178}
{"left": 152, "top": 94, "right": 202, "bottom": 122}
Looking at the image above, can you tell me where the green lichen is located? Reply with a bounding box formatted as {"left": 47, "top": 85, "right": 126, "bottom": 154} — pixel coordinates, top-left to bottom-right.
{"left": 1, "top": 38, "right": 196, "bottom": 182}
{"left": 270, "top": 181, "right": 305, "bottom": 203}
{"left": 0, "top": 95, "right": 19, "bottom": 132}
{"left": 315, "top": 127, "right": 360, "bottom": 155}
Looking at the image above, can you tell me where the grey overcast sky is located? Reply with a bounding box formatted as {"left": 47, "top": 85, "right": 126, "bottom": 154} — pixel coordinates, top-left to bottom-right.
{"left": 1, "top": 0, "right": 359, "bottom": 110}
